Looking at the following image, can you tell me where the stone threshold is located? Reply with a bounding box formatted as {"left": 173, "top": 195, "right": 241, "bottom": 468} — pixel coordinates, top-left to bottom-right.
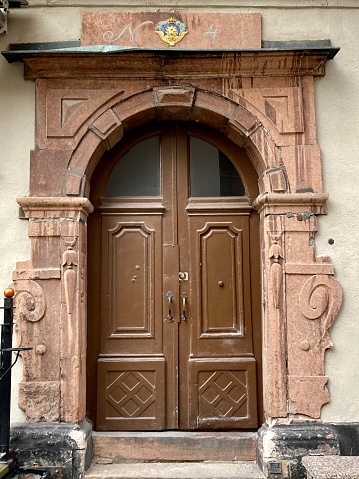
{"left": 92, "top": 431, "right": 257, "bottom": 463}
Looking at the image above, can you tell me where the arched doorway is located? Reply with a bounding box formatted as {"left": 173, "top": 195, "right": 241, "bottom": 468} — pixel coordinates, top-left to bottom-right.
{"left": 87, "top": 121, "right": 262, "bottom": 431}
{"left": 9, "top": 44, "right": 343, "bottom": 476}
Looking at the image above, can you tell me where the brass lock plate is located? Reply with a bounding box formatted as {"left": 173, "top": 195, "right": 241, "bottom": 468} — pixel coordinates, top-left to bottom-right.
{"left": 179, "top": 272, "right": 189, "bottom": 281}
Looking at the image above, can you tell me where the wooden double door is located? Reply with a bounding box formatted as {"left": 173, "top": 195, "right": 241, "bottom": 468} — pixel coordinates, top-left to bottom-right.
{"left": 87, "top": 122, "right": 261, "bottom": 431}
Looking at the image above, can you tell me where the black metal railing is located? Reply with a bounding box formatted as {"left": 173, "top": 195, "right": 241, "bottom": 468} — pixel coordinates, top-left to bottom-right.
{"left": 0, "top": 289, "right": 31, "bottom": 465}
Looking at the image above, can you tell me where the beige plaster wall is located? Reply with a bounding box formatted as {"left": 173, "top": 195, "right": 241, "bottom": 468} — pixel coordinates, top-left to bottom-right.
{"left": 0, "top": 1, "right": 358, "bottom": 423}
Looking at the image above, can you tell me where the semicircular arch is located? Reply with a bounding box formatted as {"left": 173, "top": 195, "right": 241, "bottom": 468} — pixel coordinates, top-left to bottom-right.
{"left": 63, "top": 87, "right": 285, "bottom": 198}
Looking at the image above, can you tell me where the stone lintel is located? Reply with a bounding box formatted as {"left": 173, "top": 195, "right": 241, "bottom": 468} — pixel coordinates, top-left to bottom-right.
{"left": 253, "top": 193, "right": 329, "bottom": 215}
{"left": 2, "top": 50, "right": 335, "bottom": 81}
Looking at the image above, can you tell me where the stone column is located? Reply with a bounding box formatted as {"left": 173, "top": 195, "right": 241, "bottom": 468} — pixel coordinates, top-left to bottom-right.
{"left": 11, "top": 197, "right": 93, "bottom": 423}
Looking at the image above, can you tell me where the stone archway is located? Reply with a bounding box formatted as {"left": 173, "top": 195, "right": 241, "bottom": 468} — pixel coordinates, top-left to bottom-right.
{"left": 9, "top": 47, "right": 342, "bottom": 475}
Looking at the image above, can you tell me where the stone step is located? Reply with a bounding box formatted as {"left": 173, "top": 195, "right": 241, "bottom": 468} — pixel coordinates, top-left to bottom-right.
{"left": 85, "top": 462, "right": 264, "bottom": 479}
{"left": 302, "top": 456, "right": 359, "bottom": 478}
{"left": 92, "top": 431, "right": 257, "bottom": 463}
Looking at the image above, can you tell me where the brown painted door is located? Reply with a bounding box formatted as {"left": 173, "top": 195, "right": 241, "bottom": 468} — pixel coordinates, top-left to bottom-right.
{"left": 93, "top": 123, "right": 260, "bottom": 431}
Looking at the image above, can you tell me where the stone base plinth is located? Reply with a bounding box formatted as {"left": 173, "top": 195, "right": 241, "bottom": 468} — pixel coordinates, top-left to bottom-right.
{"left": 10, "top": 420, "right": 93, "bottom": 479}
{"left": 257, "top": 422, "right": 359, "bottom": 479}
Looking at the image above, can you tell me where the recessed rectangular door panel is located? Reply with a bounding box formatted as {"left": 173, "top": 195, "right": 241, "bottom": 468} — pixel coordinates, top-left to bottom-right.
{"left": 201, "top": 222, "right": 244, "bottom": 335}
{"left": 101, "top": 214, "right": 163, "bottom": 354}
{"left": 97, "top": 358, "right": 166, "bottom": 430}
{"left": 188, "top": 213, "right": 253, "bottom": 356}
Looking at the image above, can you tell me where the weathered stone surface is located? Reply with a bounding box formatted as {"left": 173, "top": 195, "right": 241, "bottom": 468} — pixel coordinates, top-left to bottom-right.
{"left": 18, "top": 381, "right": 60, "bottom": 422}
{"left": 20, "top": 52, "right": 334, "bottom": 81}
{"left": 81, "top": 12, "right": 262, "bottom": 50}
{"left": 10, "top": 420, "right": 93, "bottom": 479}
{"left": 154, "top": 87, "right": 195, "bottom": 121}
{"left": 281, "top": 145, "right": 323, "bottom": 194}
{"left": 257, "top": 423, "right": 340, "bottom": 479}
{"left": 89, "top": 109, "right": 124, "bottom": 150}
{"left": 92, "top": 431, "right": 257, "bottom": 462}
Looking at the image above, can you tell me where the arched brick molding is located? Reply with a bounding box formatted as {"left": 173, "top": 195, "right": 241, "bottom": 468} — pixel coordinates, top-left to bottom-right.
{"left": 12, "top": 50, "right": 341, "bottom": 428}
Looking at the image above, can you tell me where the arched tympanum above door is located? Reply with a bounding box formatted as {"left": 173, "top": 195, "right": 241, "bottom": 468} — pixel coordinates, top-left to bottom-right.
{"left": 87, "top": 122, "right": 262, "bottom": 430}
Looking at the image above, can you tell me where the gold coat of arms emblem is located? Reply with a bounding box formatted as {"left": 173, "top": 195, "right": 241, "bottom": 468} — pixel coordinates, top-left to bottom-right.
{"left": 155, "top": 17, "right": 188, "bottom": 47}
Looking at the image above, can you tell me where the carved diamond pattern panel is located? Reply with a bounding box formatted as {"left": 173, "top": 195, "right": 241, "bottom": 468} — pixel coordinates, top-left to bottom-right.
{"left": 108, "top": 371, "right": 155, "bottom": 417}
{"left": 189, "top": 359, "right": 257, "bottom": 429}
{"left": 199, "top": 371, "right": 247, "bottom": 417}
{"left": 97, "top": 358, "right": 165, "bottom": 430}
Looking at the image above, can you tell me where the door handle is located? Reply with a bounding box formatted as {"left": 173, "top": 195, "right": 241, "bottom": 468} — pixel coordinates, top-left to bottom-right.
{"left": 166, "top": 291, "right": 174, "bottom": 321}
{"left": 181, "top": 292, "right": 188, "bottom": 321}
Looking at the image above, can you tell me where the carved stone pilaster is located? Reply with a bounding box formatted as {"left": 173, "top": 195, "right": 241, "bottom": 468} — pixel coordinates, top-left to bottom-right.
{"left": 256, "top": 194, "right": 343, "bottom": 421}
{"left": 12, "top": 197, "right": 93, "bottom": 423}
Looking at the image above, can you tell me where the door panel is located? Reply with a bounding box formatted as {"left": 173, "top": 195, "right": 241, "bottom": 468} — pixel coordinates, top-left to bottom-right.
{"left": 179, "top": 209, "right": 257, "bottom": 429}
{"left": 188, "top": 213, "right": 253, "bottom": 355}
{"left": 90, "top": 122, "right": 260, "bottom": 431}
{"left": 100, "top": 212, "right": 163, "bottom": 355}
{"left": 188, "top": 358, "right": 257, "bottom": 429}
{"left": 97, "top": 358, "right": 165, "bottom": 430}
{"left": 199, "top": 221, "right": 244, "bottom": 335}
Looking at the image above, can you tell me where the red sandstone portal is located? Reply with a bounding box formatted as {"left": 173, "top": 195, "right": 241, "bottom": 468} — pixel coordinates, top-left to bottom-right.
{"left": 8, "top": 44, "right": 342, "bottom": 426}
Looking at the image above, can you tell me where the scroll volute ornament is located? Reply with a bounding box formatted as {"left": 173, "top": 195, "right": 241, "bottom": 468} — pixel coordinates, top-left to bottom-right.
{"left": 299, "top": 274, "right": 342, "bottom": 350}
{"left": 9, "top": 279, "right": 46, "bottom": 324}
{"left": 6, "top": 280, "right": 46, "bottom": 352}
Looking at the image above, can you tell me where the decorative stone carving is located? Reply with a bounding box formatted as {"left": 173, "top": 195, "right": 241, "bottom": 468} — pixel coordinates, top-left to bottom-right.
{"left": 62, "top": 242, "right": 78, "bottom": 315}
{"left": 259, "top": 168, "right": 288, "bottom": 194}
{"left": 45, "top": 88, "right": 123, "bottom": 141}
{"left": 154, "top": 87, "right": 195, "bottom": 121}
{"left": 230, "top": 87, "right": 304, "bottom": 136}
{"left": 35, "top": 344, "right": 47, "bottom": 356}
{"left": 89, "top": 108, "right": 124, "bottom": 150}
{"left": 154, "top": 87, "right": 195, "bottom": 107}
{"left": 10, "top": 279, "right": 46, "bottom": 323}
{"left": 299, "top": 274, "right": 342, "bottom": 350}
{"left": 268, "top": 234, "right": 284, "bottom": 310}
